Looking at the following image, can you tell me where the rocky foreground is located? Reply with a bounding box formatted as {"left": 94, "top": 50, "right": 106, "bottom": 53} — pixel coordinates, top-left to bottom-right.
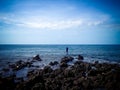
{"left": 0, "top": 55, "right": 120, "bottom": 90}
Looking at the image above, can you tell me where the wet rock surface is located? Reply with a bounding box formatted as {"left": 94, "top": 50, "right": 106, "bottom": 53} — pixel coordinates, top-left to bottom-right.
{"left": 33, "top": 54, "right": 42, "bottom": 61}
{"left": 78, "top": 55, "right": 84, "bottom": 60}
{"left": 49, "top": 61, "right": 59, "bottom": 66}
{"left": 0, "top": 55, "right": 120, "bottom": 90}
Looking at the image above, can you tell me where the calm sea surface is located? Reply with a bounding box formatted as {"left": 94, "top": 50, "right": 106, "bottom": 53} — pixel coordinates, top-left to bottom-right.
{"left": 0, "top": 45, "right": 120, "bottom": 68}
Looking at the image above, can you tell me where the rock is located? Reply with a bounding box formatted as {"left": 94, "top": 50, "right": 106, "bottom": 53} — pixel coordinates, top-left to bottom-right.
{"left": 105, "top": 82, "right": 114, "bottom": 90}
{"left": 26, "top": 62, "right": 32, "bottom": 67}
{"left": 49, "top": 61, "right": 59, "bottom": 66}
{"left": 1, "top": 56, "right": 120, "bottom": 90}
{"left": 16, "top": 60, "right": 23, "bottom": 65}
{"left": 15, "top": 83, "right": 26, "bottom": 90}
{"left": 88, "top": 69, "right": 97, "bottom": 76}
{"left": 93, "top": 80, "right": 99, "bottom": 88}
{"left": 53, "top": 69, "right": 62, "bottom": 76}
{"left": 82, "top": 72, "right": 87, "bottom": 77}
{"left": 31, "top": 83, "right": 44, "bottom": 90}
{"left": 61, "top": 56, "right": 74, "bottom": 63}
{"left": 63, "top": 69, "right": 74, "bottom": 77}
{"left": 85, "top": 63, "right": 92, "bottom": 71}
{"left": 27, "top": 70, "right": 35, "bottom": 77}
{"left": 74, "top": 61, "right": 82, "bottom": 65}
{"left": 24, "top": 73, "right": 44, "bottom": 90}
{"left": 71, "top": 86, "right": 81, "bottom": 90}
{"left": 0, "top": 76, "right": 15, "bottom": 90}
{"left": 33, "top": 54, "right": 41, "bottom": 61}
{"left": 60, "top": 62, "right": 68, "bottom": 68}
{"left": 14, "top": 77, "right": 24, "bottom": 83}
{"left": 44, "top": 66, "right": 53, "bottom": 73}
{"left": 78, "top": 55, "right": 84, "bottom": 60}
{"left": 9, "top": 63, "right": 16, "bottom": 69}
{"left": 94, "top": 61, "right": 99, "bottom": 64}
{"left": 9, "top": 60, "right": 29, "bottom": 71}
{"left": 13, "top": 63, "right": 25, "bottom": 71}
{"left": 2, "top": 68, "right": 9, "bottom": 72}
{"left": 82, "top": 78, "right": 92, "bottom": 89}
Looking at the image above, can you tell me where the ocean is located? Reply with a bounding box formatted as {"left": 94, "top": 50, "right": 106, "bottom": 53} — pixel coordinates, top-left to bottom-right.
{"left": 0, "top": 45, "right": 120, "bottom": 67}
{"left": 0, "top": 44, "right": 120, "bottom": 78}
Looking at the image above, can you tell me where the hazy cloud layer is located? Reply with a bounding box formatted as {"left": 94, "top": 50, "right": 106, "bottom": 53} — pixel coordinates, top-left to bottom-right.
{"left": 0, "top": 13, "right": 109, "bottom": 30}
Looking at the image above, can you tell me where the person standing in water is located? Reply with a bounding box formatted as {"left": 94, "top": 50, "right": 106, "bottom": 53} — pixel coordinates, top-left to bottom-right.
{"left": 66, "top": 47, "right": 68, "bottom": 55}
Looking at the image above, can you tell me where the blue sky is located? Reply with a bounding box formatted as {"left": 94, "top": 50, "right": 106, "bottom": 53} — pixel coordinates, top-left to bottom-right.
{"left": 0, "top": 0, "right": 120, "bottom": 44}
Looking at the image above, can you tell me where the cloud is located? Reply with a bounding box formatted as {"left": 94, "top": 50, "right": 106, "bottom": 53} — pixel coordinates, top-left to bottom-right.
{"left": 0, "top": 14, "right": 108, "bottom": 30}
{"left": 15, "top": 19, "right": 83, "bottom": 29}
{"left": 87, "top": 20, "right": 105, "bottom": 26}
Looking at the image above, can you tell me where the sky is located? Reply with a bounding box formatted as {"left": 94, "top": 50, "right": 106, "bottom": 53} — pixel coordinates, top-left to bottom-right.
{"left": 0, "top": 0, "right": 120, "bottom": 44}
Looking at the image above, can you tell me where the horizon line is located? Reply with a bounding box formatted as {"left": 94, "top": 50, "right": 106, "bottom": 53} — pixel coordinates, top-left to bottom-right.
{"left": 0, "top": 43, "right": 120, "bottom": 45}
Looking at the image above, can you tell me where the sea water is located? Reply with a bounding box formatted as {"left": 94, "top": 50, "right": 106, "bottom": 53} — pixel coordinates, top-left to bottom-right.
{"left": 0, "top": 44, "right": 120, "bottom": 78}
{"left": 0, "top": 44, "right": 120, "bottom": 68}
{"left": 0, "top": 45, "right": 120, "bottom": 66}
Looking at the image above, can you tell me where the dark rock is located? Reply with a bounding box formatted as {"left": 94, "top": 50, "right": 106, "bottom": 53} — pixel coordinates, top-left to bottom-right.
{"left": 27, "top": 70, "right": 35, "bottom": 77}
{"left": 49, "top": 62, "right": 54, "bottom": 66}
{"left": 71, "top": 86, "right": 82, "bottom": 90}
{"left": 63, "top": 69, "right": 74, "bottom": 77}
{"left": 14, "top": 77, "right": 24, "bottom": 83}
{"left": 33, "top": 54, "right": 41, "bottom": 61}
{"left": 105, "top": 82, "right": 114, "bottom": 90}
{"left": 23, "top": 73, "right": 44, "bottom": 90}
{"left": 9, "top": 60, "right": 28, "bottom": 71}
{"left": 85, "top": 63, "right": 92, "bottom": 71}
{"left": 53, "top": 69, "right": 62, "bottom": 76}
{"left": 49, "top": 61, "right": 59, "bottom": 66}
{"left": 31, "top": 83, "right": 44, "bottom": 90}
{"left": 74, "top": 61, "right": 82, "bottom": 65}
{"left": 26, "top": 62, "right": 32, "bottom": 67}
{"left": 78, "top": 55, "right": 84, "bottom": 60}
{"left": 93, "top": 80, "right": 99, "bottom": 88}
{"left": 9, "top": 63, "right": 16, "bottom": 69}
{"left": 82, "top": 72, "right": 87, "bottom": 77}
{"left": 44, "top": 66, "right": 53, "bottom": 73}
{"left": 15, "top": 83, "right": 26, "bottom": 90}
{"left": 60, "top": 62, "right": 68, "bottom": 68}
{"left": 13, "top": 64, "right": 25, "bottom": 71}
{"left": 82, "top": 78, "right": 92, "bottom": 89}
{"left": 88, "top": 69, "right": 97, "bottom": 76}
{"left": 0, "top": 76, "right": 15, "bottom": 90}
{"left": 54, "top": 61, "right": 59, "bottom": 64}
{"left": 1, "top": 56, "right": 120, "bottom": 90}
{"left": 94, "top": 61, "right": 99, "bottom": 64}
{"left": 61, "top": 56, "right": 74, "bottom": 63}
{"left": 16, "top": 60, "right": 23, "bottom": 65}
{"left": 2, "top": 68, "right": 9, "bottom": 72}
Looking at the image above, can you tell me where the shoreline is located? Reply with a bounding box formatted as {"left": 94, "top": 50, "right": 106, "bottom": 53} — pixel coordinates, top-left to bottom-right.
{"left": 0, "top": 55, "right": 120, "bottom": 90}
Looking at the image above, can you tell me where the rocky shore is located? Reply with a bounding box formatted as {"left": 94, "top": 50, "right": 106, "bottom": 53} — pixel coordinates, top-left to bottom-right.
{"left": 0, "top": 54, "right": 120, "bottom": 90}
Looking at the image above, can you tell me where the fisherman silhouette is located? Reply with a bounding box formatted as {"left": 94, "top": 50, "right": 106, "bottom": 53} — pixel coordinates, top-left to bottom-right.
{"left": 66, "top": 47, "right": 68, "bottom": 55}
